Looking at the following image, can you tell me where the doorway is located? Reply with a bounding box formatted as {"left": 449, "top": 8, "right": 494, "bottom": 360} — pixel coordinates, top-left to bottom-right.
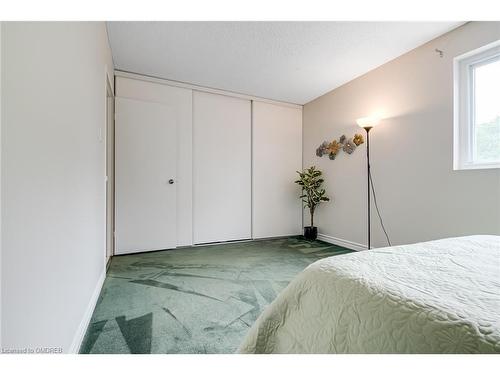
{"left": 105, "top": 75, "right": 115, "bottom": 267}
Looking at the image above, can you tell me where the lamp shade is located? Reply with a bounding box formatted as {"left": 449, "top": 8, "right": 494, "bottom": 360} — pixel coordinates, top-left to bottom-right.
{"left": 356, "top": 116, "right": 380, "bottom": 129}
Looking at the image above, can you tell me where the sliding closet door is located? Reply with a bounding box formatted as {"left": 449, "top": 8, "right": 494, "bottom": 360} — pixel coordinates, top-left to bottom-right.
{"left": 193, "top": 91, "right": 251, "bottom": 244}
{"left": 115, "top": 97, "right": 177, "bottom": 254}
{"left": 252, "top": 101, "right": 302, "bottom": 238}
{"left": 115, "top": 77, "right": 193, "bottom": 247}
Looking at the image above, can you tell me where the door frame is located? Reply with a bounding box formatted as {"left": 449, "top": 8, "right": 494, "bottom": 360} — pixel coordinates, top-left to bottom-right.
{"left": 104, "top": 69, "right": 115, "bottom": 269}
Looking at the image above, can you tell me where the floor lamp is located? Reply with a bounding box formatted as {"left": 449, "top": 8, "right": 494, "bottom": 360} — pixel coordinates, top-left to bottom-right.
{"left": 356, "top": 116, "right": 381, "bottom": 250}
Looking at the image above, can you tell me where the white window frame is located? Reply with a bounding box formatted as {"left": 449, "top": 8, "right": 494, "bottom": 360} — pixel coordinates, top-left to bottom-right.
{"left": 453, "top": 40, "right": 500, "bottom": 170}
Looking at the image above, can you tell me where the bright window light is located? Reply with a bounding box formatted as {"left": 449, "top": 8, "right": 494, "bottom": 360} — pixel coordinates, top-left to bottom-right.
{"left": 472, "top": 58, "right": 500, "bottom": 163}
{"left": 454, "top": 40, "right": 500, "bottom": 170}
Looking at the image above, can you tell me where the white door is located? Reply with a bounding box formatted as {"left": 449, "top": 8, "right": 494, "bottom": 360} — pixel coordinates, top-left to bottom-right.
{"left": 252, "top": 102, "right": 303, "bottom": 238}
{"left": 193, "top": 91, "right": 252, "bottom": 244}
{"left": 115, "top": 97, "right": 177, "bottom": 254}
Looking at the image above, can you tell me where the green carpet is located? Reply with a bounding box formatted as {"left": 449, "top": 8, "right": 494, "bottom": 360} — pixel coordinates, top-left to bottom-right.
{"left": 80, "top": 237, "right": 352, "bottom": 354}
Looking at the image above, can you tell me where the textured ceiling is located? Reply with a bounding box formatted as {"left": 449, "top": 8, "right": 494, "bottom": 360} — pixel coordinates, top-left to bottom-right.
{"left": 107, "top": 22, "right": 462, "bottom": 105}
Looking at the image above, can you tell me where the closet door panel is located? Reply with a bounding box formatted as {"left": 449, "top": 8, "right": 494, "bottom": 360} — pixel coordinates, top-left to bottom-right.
{"left": 252, "top": 101, "right": 302, "bottom": 238}
{"left": 116, "top": 76, "right": 193, "bottom": 247}
{"left": 193, "top": 91, "right": 251, "bottom": 244}
{"left": 115, "top": 97, "right": 177, "bottom": 254}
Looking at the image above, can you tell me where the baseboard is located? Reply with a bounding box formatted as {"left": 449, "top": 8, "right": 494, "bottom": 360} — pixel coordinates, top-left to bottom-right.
{"left": 317, "top": 233, "right": 367, "bottom": 251}
{"left": 68, "top": 269, "right": 106, "bottom": 354}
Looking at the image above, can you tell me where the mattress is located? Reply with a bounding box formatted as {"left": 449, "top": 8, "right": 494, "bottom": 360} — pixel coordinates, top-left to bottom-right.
{"left": 238, "top": 235, "right": 500, "bottom": 353}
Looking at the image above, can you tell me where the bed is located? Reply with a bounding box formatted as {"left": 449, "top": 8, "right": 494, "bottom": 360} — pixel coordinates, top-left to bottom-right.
{"left": 238, "top": 235, "right": 500, "bottom": 353}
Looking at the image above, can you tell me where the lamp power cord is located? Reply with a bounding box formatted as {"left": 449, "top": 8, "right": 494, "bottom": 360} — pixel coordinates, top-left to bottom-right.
{"left": 368, "top": 168, "right": 392, "bottom": 247}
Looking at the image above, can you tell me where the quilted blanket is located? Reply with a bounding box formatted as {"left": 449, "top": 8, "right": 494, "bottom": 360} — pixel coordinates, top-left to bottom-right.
{"left": 238, "top": 235, "right": 500, "bottom": 353}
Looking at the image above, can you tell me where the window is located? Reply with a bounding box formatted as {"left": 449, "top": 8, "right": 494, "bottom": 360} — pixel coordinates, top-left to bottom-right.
{"left": 454, "top": 41, "right": 500, "bottom": 170}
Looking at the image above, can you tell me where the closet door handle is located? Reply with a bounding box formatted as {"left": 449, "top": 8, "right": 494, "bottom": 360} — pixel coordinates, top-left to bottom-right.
{"left": 168, "top": 179, "right": 175, "bottom": 185}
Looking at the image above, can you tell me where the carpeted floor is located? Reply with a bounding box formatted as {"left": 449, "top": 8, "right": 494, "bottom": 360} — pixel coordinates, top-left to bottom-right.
{"left": 80, "top": 237, "right": 352, "bottom": 354}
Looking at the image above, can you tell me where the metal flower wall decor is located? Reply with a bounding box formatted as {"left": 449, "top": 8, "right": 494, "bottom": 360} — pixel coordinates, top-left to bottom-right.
{"left": 316, "top": 133, "right": 365, "bottom": 160}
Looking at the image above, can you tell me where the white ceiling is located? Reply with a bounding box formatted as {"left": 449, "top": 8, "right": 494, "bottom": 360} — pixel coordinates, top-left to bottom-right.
{"left": 107, "top": 22, "right": 462, "bottom": 105}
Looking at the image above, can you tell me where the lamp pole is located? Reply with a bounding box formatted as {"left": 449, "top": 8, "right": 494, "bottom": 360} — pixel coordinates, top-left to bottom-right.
{"left": 364, "top": 126, "right": 372, "bottom": 250}
{"left": 357, "top": 116, "right": 380, "bottom": 250}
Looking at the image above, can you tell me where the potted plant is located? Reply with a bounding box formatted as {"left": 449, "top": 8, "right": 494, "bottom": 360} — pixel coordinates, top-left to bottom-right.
{"left": 294, "top": 166, "right": 330, "bottom": 240}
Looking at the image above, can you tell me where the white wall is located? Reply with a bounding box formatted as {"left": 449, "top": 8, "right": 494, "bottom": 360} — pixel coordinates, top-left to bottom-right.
{"left": 303, "top": 22, "right": 500, "bottom": 249}
{"left": 1, "top": 22, "right": 114, "bottom": 352}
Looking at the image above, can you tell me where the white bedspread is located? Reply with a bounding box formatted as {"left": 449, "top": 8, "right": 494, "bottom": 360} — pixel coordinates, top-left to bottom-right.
{"left": 238, "top": 235, "right": 500, "bottom": 353}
